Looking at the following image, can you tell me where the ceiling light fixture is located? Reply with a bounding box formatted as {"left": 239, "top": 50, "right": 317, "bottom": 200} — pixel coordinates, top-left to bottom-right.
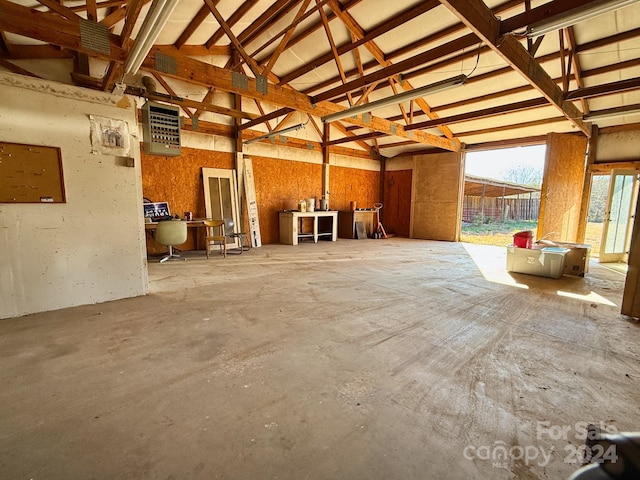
{"left": 123, "top": 0, "right": 180, "bottom": 76}
{"left": 583, "top": 104, "right": 640, "bottom": 122}
{"left": 320, "top": 74, "right": 467, "bottom": 124}
{"left": 527, "top": 0, "right": 640, "bottom": 38}
{"left": 243, "top": 123, "right": 306, "bottom": 145}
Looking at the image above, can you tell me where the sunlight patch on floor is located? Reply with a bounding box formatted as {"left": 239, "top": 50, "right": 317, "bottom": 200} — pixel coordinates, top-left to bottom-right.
{"left": 556, "top": 290, "right": 617, "bottom": 307}
{"left": 461, "top": 243, "right": 529, "bottom": 289}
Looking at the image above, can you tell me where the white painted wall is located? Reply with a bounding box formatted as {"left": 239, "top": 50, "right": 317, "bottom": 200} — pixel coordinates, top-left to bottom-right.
{"left": 0, "top": 73, "right": 148, "bottom": 319}
{"left": 596, "top": 129, "right": 640, "bottom": 162}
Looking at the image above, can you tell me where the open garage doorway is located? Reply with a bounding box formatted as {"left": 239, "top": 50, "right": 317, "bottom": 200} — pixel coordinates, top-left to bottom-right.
{"left": 461, "top": 145, "right": 545, "bottom": 246}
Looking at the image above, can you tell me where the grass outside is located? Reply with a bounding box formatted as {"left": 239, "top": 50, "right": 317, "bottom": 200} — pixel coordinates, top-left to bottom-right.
{"left": 461, "top": 220, "right": 604, "bottom": 257}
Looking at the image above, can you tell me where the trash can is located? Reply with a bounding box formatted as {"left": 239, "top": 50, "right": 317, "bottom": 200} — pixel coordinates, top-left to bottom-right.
{"left": 513, "top": 230, "right": 533, "bottom": 248}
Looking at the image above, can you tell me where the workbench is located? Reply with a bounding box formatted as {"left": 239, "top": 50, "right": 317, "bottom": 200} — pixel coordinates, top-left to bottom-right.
{"left": 279, "top": 211, "right": 338, "bottom": 245}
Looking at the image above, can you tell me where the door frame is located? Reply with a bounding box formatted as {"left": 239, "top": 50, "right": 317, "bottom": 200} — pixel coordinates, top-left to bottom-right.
{"left": 599, "top": 169, "right": 639, "bottom": 263}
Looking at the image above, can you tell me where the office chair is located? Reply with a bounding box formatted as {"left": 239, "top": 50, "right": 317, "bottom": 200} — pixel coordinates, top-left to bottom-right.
{"left": 223, "top": 218, "right": 250, "bottom": 254}
{"left": 204, "top": 219, "right": 226, "bottom": 258}
{"left": 155, "top": 220, "right": 188, "bottom": 263}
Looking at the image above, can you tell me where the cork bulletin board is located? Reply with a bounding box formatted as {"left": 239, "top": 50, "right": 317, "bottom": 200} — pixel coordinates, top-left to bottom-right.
{"left": 0, "top": 141, "right": 66, "bottom": 203}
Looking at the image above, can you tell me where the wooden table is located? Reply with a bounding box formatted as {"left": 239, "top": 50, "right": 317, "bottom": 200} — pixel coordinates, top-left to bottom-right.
{"left": 279, "top": 211, "right": 338, "bottom": 245}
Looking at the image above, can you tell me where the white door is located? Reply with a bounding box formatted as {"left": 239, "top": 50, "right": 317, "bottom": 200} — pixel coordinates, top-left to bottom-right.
{"left": 599, "top": 169, "right": 639, "bottom": 263}
{"left": 202, "top": 167, "right": 240, "bottom": 249}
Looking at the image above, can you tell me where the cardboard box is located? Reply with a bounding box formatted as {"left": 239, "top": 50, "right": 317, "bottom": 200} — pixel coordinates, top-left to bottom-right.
{"left": 539, "top": 241, "right": 591, "bottom": 277}
{"left": 506, "top": 246, "right": 569, "bottom": 279}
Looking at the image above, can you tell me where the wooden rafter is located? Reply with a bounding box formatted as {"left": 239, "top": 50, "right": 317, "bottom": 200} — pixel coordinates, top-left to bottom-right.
{"left": 278, "top": 0, "right": 439, "bottom": 85}
{"left": 36, "top": 0, "right": 81, "bottom": 20}
{"left": 203, "top": 0, "right": 261, "bottom": 77}
{"left": 135, "top": 48, "right": 459, "bottom": 150}
{"left": 120, "top": 0, "right": 146, "bottom": 47}
{"left": 326, "top": 0, "right": 455, "bottom": 140}
{"left": 86, "top": 0, "right": 98, "bottom": 21}
{"left": 316, "top": 0, "right": 354, "bottom": 107}
{"left": 175, "top": 5, "right": 211, "bottom": 49}
{"left": 438, "top": 0, "right": 589, "bottom": 136}
{"left": 0, "top": 58, "right": 40, "bottom": 77}
{"left": 205, "top": 0, "right": 259, "bottom": 49}
{"left": 262, "top": 0, "right": 313, "bottom": 78}
{"left": 235, "top": 0, "right": 298, "bottom": 48}
{"left": 100, "top": 6, "right": 127, "bottom": 29}
{"left": 151, "top": 72, "right": 195, "bottom": 118}
{"left": 239, "top": 107, "right": 294, "bottom": 130}
{"left": 565, "top": 26, "right": 588, "bottom": 115}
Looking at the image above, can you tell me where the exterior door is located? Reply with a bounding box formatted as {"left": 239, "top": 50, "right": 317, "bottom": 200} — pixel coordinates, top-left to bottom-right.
{"left": 599, "top": 169, "right": 639, "bottom": 263}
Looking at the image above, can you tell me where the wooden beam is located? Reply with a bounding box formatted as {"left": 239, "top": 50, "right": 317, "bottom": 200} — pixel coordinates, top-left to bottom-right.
{"left": 590, "top": 160, "right": 640, "bottom": 173}
{"left": 239, "top": 107, "right": 294, "bottom": 130}
{"left": 566, "top": 77, "right": 640, "bottom": 100}
{"left": 205, "top": 0, "right": 259, "bottom": 49}
{"left": 439, "top": 0, "right": 590, "bottom": 136}
{"left": 406, "top": 98, "right": 548, "bottom": 130}
{"left": 311, "top": 33, "right": 478, "bottom": 103}
{"left": 141, "top": 48, "right": 460, "bottom": 151}
{"left": 262, "top": 0, "right": 313, "bottom": 77}
{"left": 154, "top": 44, "right": 231, "bottom": 57}
{"left": 464, "top": 135, "right": 547, "bottom": 151}
{"left": 174, "top": 6, "right": 212, "bottom": 49}
{"left": 324, "top": 130, "right": 386, "bottom": 146}
{"left": 0, "top": 58, "right": 40, "bottom": 77}
{"left": 119, "top": 0, "right": 146, "bottom": 47}
{"left": 203, "top": 0, "right": 261, "bottom": 76}
{"left": 36, "top": 0, "right": 82, "bottom": 21}
{"left": 0, "top": 0, "right": 127, "bottom": 61}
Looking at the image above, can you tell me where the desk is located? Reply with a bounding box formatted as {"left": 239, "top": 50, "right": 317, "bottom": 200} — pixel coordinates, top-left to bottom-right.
{"left": 279, "top": 211, "right": 338, "bottom": 245}
{"left": 338, "top": 210, "right": 377, "bottom": 239}
{"left": 145, "top": 220, "right": 206, "bottom": 250}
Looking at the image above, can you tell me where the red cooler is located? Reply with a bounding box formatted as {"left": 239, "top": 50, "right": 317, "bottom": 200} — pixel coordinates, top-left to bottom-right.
{"left": 513, "top": 230, "right": 533, "bottom": 248}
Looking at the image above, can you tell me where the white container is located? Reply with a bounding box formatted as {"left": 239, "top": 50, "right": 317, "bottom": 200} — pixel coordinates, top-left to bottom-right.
{"left": 298, "top": 200, "right": 307, "bottom": 212}
{"left": 506, "top": 246, "right": 569, "bottom": 279}
{"left": 306, "top": 198, "right": 315, "bottom": 212}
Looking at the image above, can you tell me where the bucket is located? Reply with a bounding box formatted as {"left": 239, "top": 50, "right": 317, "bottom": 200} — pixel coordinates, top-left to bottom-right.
{"left": 306, "top": 198, "right": 315, "bottom": 212}
{"left": 319, "top": 198, "right": 328, "bottom": 211}
{"left": 513, "top": 230, "right": 533, "bottom": 248}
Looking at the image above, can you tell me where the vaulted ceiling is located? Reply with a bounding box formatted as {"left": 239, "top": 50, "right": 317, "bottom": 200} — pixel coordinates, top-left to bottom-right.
{"left": 1, "top": 0, "right": 640, "bottom": 160}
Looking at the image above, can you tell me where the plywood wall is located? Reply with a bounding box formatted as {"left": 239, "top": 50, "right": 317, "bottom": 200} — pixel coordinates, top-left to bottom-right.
{"left": 330, "top": 165, "right": 380, "bottom": 211}
{"left": 538, "top": 133, "right": 588, "bottom": 242}
{"left": 411, "top": 152, "right": 464, "bottom": 241}
{"left": 143, "top": 147, "right": 382, "bottom": 246}
{"left": 141, "top": 147, "right": 234, "bottom": 252}
{"left": 383, "top": 170, "right": 412, "bottom": 237}
{"left": 251, "top": 156, "right": 323, "bottom": 244}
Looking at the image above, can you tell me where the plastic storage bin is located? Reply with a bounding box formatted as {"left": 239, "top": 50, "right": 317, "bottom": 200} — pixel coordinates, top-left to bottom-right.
{"left": 506, "top": 246, "right": 569, "bottom": 279}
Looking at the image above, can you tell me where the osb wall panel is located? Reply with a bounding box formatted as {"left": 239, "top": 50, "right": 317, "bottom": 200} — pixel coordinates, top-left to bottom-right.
{"left": 411, "top": 152, "right": 464, "bottom": 241}
{"left": 383, "top": 170, "right": 412, "bottom": 237}
{"left": 251, "top": 156, "right": 323, "bottom": 244}
{"left": 141, "top": 146, "right": 234, "bottom": 253}
{"left": 538, "top": 133, "right": 588, "bottom": 242}
{"left": 330, "top": 165, "right": 380, "bottom": 211}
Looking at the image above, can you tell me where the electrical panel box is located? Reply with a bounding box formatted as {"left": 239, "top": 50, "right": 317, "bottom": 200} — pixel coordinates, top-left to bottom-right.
{"left": 142, "top": 101, "right": 181, "bottom": 156}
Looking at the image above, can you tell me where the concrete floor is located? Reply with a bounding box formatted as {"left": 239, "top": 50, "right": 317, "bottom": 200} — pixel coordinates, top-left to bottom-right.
{"left": 1, "top": 239, "right": 639, "bottom": 480}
